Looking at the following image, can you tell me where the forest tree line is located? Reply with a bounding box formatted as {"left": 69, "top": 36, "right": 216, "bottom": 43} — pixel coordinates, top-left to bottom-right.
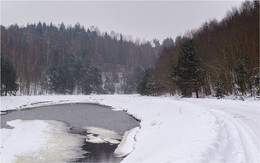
{"left": 1, "top": 22, "right": 173, "bottom": 95}
{"left": 138, "top": 1, "right": 259, "bottom": 98}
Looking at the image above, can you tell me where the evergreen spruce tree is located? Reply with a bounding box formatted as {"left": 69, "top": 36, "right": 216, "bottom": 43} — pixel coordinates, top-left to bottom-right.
{"left": 46, "top": 65, "right": 68, "bottom": 94}
{"left": 234, "top": 59, "right": 249, "bottom": 95}
{"left": 87, "top": 66, "right": 103, "bottom": 94}
{"left": 214, "top": 77, "right": 225, "bottom": 99}
{"left": 162, "top": 37, "right": 174, "bottom": 47}
{"left": 171, "top": 39, "right": 202, "bottom": 98}
{"left": 82, "top": 66, "right": 103, "bottom": 94}
{"left": 1, "top": 57, "right": 18, "bottom": 96}
{"left": 137, "top": 68, "right": 157, "bottom": 95}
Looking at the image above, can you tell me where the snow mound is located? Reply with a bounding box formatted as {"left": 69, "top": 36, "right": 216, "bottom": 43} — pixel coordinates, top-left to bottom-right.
{"left": 114, "top": 127, "right": 140, "bottom": 157}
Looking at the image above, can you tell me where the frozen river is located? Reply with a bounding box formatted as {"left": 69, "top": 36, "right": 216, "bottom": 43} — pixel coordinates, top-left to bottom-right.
{"left": 1, "top": 103, "right": 139, "bottom": 162}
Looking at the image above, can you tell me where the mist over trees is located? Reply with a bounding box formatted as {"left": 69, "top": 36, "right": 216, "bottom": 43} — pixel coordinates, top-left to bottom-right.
{"left": 1, "top": 23, "right": 162, "bottom": 95}
{"left": 155, "top": 1, "right": 259, "bottom": 98}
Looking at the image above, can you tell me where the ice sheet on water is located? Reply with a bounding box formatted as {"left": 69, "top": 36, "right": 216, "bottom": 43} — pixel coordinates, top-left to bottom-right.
{"left": 1, "top": 119, "right": 85, "bottom": 163}
{"left": 85, "top": 126, "right": 122, "bottom": 144}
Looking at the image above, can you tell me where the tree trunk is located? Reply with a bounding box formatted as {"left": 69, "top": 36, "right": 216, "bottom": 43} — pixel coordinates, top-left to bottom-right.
{"left": 195, "top": 81, "right": 199, "bottom": 98}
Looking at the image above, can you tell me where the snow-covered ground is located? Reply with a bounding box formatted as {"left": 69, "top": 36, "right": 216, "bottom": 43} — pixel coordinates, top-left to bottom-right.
{"left": 1, "top": 95, "right": 259, "bottom": 163}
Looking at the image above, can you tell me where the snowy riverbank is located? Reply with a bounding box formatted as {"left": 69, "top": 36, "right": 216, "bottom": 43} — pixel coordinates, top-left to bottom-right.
{"left": 1, "top": 95, "right": 260, "bottom": 162}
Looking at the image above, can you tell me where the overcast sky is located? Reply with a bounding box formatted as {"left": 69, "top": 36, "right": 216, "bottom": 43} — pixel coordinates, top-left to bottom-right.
{"left": 1, "top": 0, "right": 243, "bottom": 42}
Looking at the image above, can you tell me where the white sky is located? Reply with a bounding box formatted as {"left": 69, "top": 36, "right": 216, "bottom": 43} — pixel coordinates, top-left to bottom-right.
{"left": 1, "top": 0, "right": 243, "bottom": 42}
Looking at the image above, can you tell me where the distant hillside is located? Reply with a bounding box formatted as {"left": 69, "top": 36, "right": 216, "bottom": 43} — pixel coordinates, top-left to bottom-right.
{"left": 1, "top": 23, "right": 164, "bottom": 95}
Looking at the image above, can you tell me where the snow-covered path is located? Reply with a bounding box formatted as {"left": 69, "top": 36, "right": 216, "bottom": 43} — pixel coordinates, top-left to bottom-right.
{"left": 1, "top": 95, "right": 259, "bottom": 163}
{"left": 183, "top": 98, "right": 260, "bottom": 138}
{"left": 210, "top": 110, "right": 259, "bottom": 162}
{"left": 183, "top": 98, "right": 260, "bottom": 163}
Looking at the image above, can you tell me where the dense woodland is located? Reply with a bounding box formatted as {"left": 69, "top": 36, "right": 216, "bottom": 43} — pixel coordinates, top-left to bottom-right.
{"left": 153, "top": 1, "right": 259, "bottom": 98}
{"left": 1, "top": 1, "right": 259, "bottom": 98}
{"left": 1, "top": 22, "right": 173, "bottom": 95}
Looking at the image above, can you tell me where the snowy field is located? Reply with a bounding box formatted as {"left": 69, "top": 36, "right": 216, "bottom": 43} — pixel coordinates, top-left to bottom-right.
{"left": 1, "top": 95, "right": 260, "bottom": 163}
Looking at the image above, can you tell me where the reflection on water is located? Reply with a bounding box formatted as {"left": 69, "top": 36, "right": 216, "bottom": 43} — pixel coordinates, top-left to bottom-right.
{"left": 76, "top": 142, "right": 123, "bottom": 162}
{"left": 1, "top": 103, "right": 139, "bottom": 162}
